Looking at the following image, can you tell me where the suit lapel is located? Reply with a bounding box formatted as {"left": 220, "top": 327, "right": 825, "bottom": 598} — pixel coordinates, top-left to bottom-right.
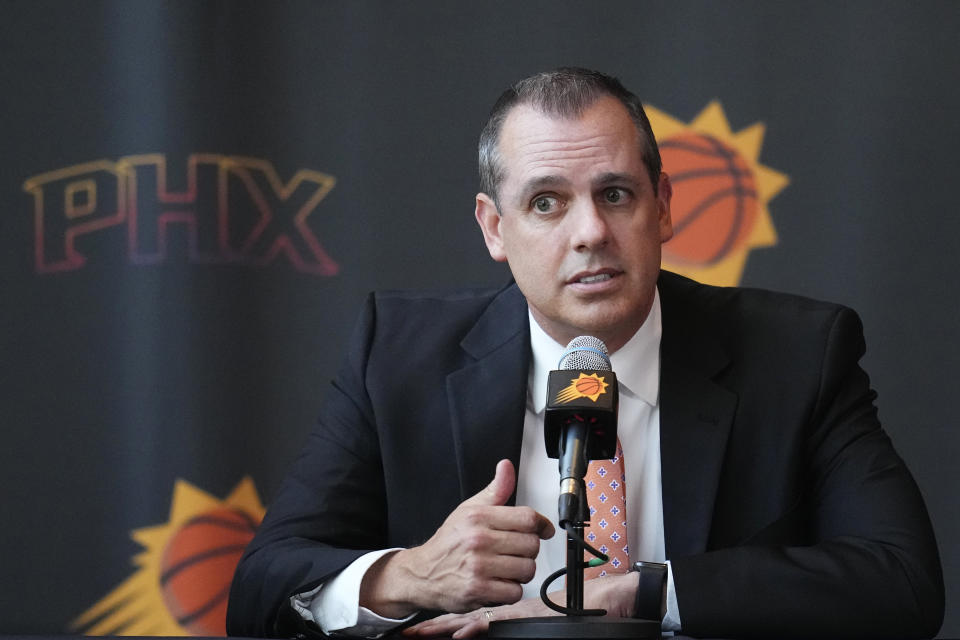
{"left": 447, "top": 284, "right": 530, "bottom": 502}
{"left": 658, "top": 272, "right": 738, "bottom": 558}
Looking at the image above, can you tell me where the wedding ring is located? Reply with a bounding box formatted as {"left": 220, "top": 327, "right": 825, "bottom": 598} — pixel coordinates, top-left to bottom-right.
{"left": 483, "top": 609, "right": 494, "bottom": 621}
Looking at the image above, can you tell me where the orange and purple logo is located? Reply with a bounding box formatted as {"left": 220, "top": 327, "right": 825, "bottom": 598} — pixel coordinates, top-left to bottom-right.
{"left": 646, "top": 102, "right": 790, "bottom": 287}
{"left": 72, "top": 478, "right": 265, "bottom": 636}
{"left": 554, "top": 373, "right": 609, "bottom": 404}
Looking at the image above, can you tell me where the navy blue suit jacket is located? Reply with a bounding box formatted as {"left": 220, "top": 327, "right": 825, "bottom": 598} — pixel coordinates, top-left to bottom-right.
{"left": 227, "top": 271, "right": 943, "bottom": 638}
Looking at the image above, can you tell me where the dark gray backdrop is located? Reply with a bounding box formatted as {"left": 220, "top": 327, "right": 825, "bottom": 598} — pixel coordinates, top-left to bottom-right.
{"left": 1, "top": 1, "right": 957, "bottom": 636}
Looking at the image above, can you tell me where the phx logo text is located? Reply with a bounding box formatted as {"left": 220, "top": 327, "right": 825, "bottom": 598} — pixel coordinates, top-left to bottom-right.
{"left": 23, "top": 154, "right": 338, "bottom": 275}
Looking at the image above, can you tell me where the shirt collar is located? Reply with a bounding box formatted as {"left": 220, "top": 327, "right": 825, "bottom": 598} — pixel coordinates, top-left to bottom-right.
{"left": 528, "top": 287, "right": 662, "bottom": 413}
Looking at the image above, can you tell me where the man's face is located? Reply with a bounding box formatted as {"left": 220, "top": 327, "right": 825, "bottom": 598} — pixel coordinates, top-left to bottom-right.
{"left": 475, "top": 96, "right": 673, "bottom": 352}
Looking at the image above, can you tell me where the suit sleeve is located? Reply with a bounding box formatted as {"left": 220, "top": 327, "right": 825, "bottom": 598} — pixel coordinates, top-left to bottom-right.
{"left": 670, "top": 307, "right": 944, "bottom": 639}
{"left": 227, "top": 294, "right": 390, "bottom": 638}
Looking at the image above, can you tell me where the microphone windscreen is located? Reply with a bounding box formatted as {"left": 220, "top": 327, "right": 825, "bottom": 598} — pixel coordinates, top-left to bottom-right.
{"left": 558, "top": 336, "right": 611, "bottom": 371}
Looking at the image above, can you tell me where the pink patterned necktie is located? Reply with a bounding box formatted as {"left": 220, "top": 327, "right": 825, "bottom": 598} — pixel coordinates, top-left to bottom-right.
{"left": 583, "top": 438, "right": 629, "bottom": 579}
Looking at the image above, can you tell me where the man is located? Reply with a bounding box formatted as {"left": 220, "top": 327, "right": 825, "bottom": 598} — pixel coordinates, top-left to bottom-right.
{"left": 227, "top": 68, "right": 944, "bottom": 638}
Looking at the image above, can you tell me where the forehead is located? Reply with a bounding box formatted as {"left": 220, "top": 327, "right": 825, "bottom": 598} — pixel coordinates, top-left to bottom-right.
{"left": 496, "top": 96, "right": 645, "bottom": 193}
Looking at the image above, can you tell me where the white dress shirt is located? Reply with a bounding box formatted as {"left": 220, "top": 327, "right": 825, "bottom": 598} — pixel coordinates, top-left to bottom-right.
{"left": 517, "top": 288, "right": 664, "bottom": 589}
{"left": 294, "top": 288, "right": 680, "bottom": 634}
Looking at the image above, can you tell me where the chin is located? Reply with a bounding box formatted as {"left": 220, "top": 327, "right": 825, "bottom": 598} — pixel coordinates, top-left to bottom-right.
{"left": 566, "top": 319, "right": 620, "bottom": 343}
{"left": 572, "top": 308, "right": 643, "bottom": 345}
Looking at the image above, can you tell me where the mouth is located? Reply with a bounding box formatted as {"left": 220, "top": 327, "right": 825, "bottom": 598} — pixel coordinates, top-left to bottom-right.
{"left": 567, "top": 269, "right": 621, "bottom": 285}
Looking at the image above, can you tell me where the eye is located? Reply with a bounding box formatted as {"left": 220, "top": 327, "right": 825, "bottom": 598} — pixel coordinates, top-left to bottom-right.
{"left": 603, "top": 187, "right": 629, "bottom": 204}
{"left": 532, "top": 195, "right": 561, "bottom": 214}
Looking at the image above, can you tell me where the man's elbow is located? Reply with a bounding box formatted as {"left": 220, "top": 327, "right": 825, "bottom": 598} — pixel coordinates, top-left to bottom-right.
{"left": 227, "top": 551, "right": 272, "bottom": 638}
{"left": 908, "top": 565, "right": 945, "bottom": 639}
{"left": 884, "top": 541, "right": 945, "bottom": 639}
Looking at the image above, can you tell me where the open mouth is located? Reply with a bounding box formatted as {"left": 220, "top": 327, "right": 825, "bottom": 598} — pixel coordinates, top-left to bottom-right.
{"left": 569, "top": 269, "right": 621, "bottom": 285}
{"left": 578, "top": 273, "right": 613, "bottom": 284}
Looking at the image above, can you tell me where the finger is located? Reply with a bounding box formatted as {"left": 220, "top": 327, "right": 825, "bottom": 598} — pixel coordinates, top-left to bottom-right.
{"left": 452, "top": 618, "right": 488, "bottom": 639}
{"left": 468, "top": 505, "right": 555, "bottom": 539}
{"left": 402, "top": 617, "right": 454, "bottom": 636}
{"left": 478, "top": 529, "right": 542, "bottom": 559}
{"left": 463, "top": 552, "right": 537, "bottom": 586}
{"left": 405, "top": 612, "right": 478, "bottom": 637}
{"left": 456, "top": 521, "right": 543, "bottom": 558}
{"left": 461, "top": 459, "right": 515, "bottom": 507}
{"left": 534, "top": 510, "right": 556, "bottom": 539}
{"left": 464, "top": 576, "right": 525, "bottom": 607}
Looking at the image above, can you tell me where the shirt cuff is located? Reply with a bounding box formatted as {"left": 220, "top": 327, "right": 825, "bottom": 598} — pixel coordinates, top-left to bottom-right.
{"left": 662, "top": 560, "right": 682, "bottom": 631}
{"left": 290, "top": 548, "right": 417, "bottom": 638}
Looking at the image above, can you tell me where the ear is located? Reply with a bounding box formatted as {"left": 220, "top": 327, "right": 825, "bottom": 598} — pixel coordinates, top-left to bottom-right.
{"left": 656, "top": 172, "right": 674, "bottom": 243}
{"left": 475, "top": 192, "right": 508, "bottom": 262}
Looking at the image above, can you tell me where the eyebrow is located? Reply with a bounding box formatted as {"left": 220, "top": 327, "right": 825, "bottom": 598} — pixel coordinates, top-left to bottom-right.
{"left": 513, "top": 175, "right": 571, "bottom": 205}
{"left": 593, "top": 172, "right": 643, "bottom": 189}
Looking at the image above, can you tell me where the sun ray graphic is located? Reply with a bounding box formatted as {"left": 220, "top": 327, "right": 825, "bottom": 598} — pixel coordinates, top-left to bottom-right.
{"left": 72, "top": 477, "right": 265, "bottom": 636}
{"left": 646, "top": 101, "right": 790, "bottom": 286}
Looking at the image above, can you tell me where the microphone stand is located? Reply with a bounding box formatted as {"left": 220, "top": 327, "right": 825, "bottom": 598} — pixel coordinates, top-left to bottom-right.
{"left": 489, "top": 454, "right": 661, "bottom": 640}
{"left": 566, "top": 515, "right": 585, "bottom": 613}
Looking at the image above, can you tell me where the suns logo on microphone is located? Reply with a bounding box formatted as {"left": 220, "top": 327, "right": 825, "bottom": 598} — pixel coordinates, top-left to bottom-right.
{"left": 645, "top": 102, "right": 790, "bottom": 286}
{"left": 555, "top": 373, "right": 609, "bottom": 404}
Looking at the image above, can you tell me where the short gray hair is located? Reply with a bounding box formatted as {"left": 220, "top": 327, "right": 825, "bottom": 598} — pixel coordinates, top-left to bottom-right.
{"left": 478, "top": 67, "right": 662, "bottom": 209}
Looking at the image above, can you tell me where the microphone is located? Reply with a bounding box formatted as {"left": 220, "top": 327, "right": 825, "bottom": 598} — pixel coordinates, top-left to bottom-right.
{"left": 544, "top": 336, "right": 618, "bottom": 526}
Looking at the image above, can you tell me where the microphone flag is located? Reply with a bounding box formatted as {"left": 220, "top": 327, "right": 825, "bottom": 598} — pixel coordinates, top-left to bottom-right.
{"left": 544, "top": 336, "right": 619, "bottom": 462}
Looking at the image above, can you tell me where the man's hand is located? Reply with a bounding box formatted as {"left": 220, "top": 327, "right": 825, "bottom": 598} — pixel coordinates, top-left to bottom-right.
{"left": 359, "top": 459, "right": 555, "bottom": 619}
{"left": 402, "top": 572, "right": 640, "bottom": 638}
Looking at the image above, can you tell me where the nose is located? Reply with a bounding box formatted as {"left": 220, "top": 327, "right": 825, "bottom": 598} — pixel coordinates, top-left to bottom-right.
{"left": 568, "top": 200, "right": 611, "bottom": 251}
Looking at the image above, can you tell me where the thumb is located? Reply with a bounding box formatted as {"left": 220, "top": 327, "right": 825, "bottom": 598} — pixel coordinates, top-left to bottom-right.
{"left": 463, "top": 459, "right": 516, "bottom": 507}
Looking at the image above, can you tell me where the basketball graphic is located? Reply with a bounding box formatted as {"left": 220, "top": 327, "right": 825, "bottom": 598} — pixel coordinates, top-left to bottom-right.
{"left": 660, "top": 132, "right": 758, "bottom": 266}
{"left": 556, "top": 373, "right": 608, "bottom": 403}
{"left": 160, "top": 507, "right": 258, "bottom": 635}
{"left": 644, "top": 101, "right": 789, "bottom": 287}
{"left": 575, "top": 375, "right": 603, "bottom": 397}
{"left": 72, "top": 478, "right": 265, "bottom": 636}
